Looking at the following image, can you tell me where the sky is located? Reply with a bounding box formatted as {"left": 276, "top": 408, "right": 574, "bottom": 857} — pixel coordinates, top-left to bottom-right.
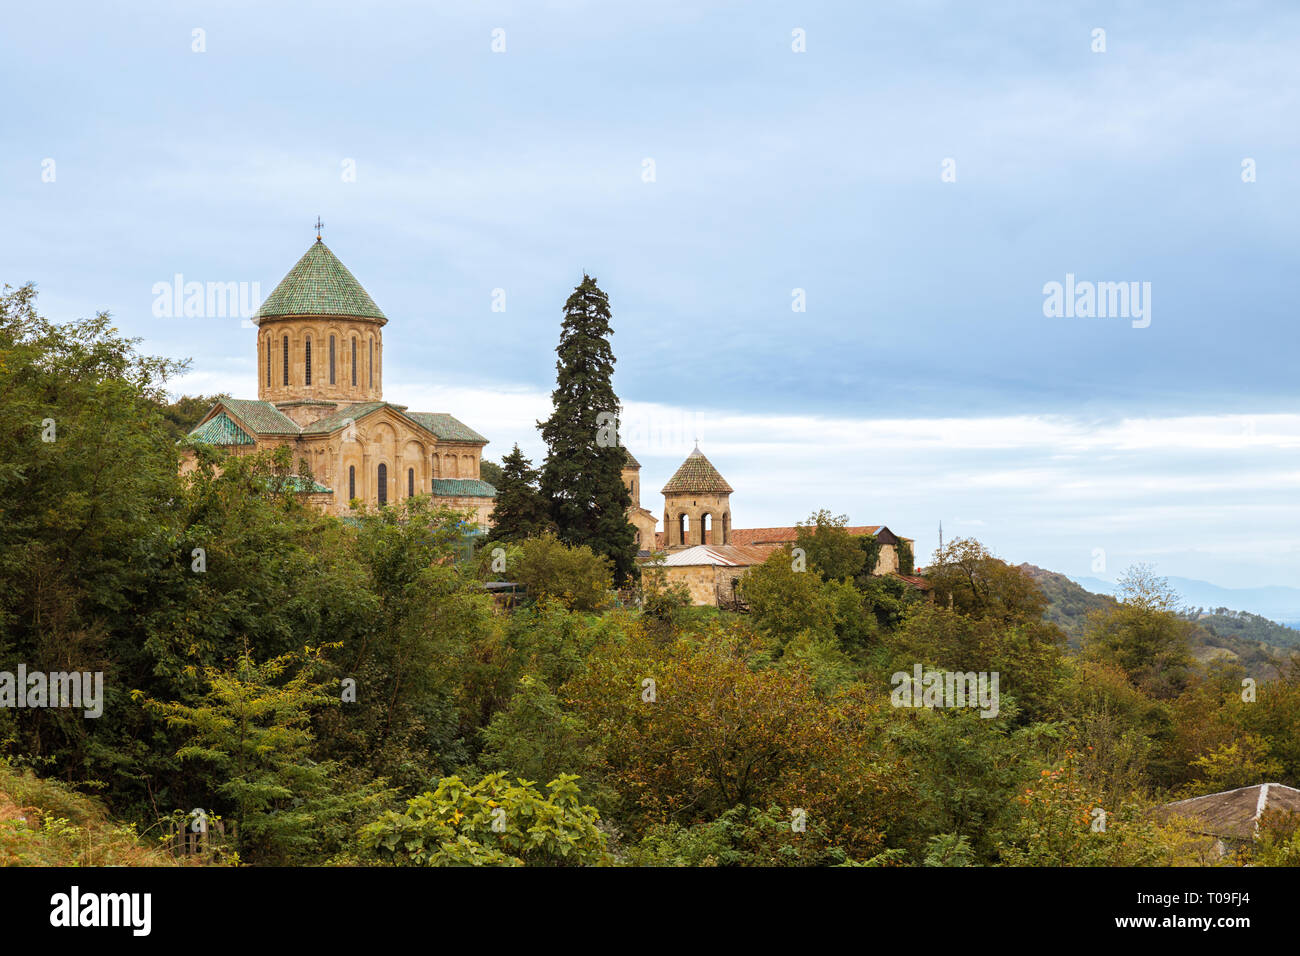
{"left": 3, "top": 1, "right": 1298, "bottom": 589}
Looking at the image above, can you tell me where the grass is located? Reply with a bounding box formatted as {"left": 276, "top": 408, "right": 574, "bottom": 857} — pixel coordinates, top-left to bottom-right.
{"left": 0, "top": 760, "right": 185, "bottom": 866}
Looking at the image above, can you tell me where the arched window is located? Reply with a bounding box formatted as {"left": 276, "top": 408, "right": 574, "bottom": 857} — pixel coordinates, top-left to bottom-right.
{"left": 282, "top": 335, "right": 289, "bottom": 385}
{"left": 329, "top": 335, "right": 336, "bottom": 385}
{"left": 377, "top": 463, "right": 388, "bottom": 506}
{"left": 678, "top": 513, "right": 689, "bottom": 544}
{"left": 408, "top": 468, "right": 414, "bottom": 497}
{"left": 304, "top": 336, "right": 312, "bottom": 385}
{"left": 265, "top": 336, "right": 271, "bottom": 385}
{"left": 348, "top": 466, "right": 355, "bottom": 501}
{"left": 701, "top": 513, "right": 712, "bottom": 545}
{"left": 369, "top": 338, "right": 374, "bottom": 388}
{"left": 351, "top": 337, "right": 357, "bottom": 387}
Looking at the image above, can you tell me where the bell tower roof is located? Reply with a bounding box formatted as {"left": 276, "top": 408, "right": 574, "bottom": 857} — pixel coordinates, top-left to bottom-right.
{"left": 253, "top": 239, "right": 387, "bottom": 325}
{"left": 662, "top": 446, "right": 733, "bottom": 495}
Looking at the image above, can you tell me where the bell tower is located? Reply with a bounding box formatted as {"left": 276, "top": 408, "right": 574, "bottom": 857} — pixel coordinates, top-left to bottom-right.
{"left": 661, "top": 444, "right": 733, "bottom": 548}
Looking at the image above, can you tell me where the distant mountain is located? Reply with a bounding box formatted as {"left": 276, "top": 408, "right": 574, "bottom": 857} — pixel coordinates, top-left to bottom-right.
{"left": 1071, "top": 574, "right": 1300, "bottom": 627}
{"left": 1021, "top": 564, "right": 1300, "bottom": 676}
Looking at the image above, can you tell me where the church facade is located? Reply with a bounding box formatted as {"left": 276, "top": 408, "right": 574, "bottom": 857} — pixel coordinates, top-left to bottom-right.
{"left": 180, "top": 235, "right": 496, "bottom": 525}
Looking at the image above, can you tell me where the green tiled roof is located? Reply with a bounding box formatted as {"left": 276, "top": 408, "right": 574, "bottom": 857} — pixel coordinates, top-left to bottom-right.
{"left": 223, "top": 399, "right": 302, "bottom": 435}
{"left": 188, "top": 411, "right": 255, "bottom": 446}
{"left": 662, "top": 447, "right": 733, "bottom": 495}
{"left": 430, "top": 479, "right": 497, "bottom": 498}
{"left": 253, "top": 241, "right": 387, "bottom": 323}
{"left": 299, "top": 402, "right": 387, "bottom": 435}
{"left": 406, "top": 412, "right": 488, "bottom": 444}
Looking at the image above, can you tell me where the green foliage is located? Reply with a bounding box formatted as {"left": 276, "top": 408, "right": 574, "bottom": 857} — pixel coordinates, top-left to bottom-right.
{"left": 1188, "top": 609, "right": 1300, "bottom": 649}
{"left": 0, "top": 760, "right": 180, "bottom": 866}
{"left": 1187, "top": 734, "right": 1283, "bottom": 792}
{"left": 486, "top": 444, "right": 552, "bottom": 543}
{"left": 637, "top": 556, "right": 693, "bottom": 640}
{"left": 923, "top": 832, "right": 975, "bottom": 866}
{"left": 794, "top": 510, "right": 866, "bottom": 582}
{"left": 537, "top": 275, "right": 637, "bottom": 584}
{"left": 740, "top": 550, "right": 838, "bottom": 645}
{"left": 927, "top": 538, "right": 1049, "bottom": 625}
{"left": 358, "top": 772, "right": 608, "bottom": 866}
{"left": 160, "top": 393, "right": 229, "bottom": 441}
{"left": 511, "top": 533, "right": 613, "bottom": 611}
{"left": 478, "top": 458, "right": 504, "bottom": 489}
{"left": 1083, "top": 566, "right": 1195, "bottom": 698}
{"left": 997, "top": 751, "right": 1201, "bottom": 866}
{"left": 477, "top": 676, "right": 612, "bottom": 809}
{"left": 626, "top": 804, "right": 851, "bottom": 867}
{"left": 140, "top": 647, "right": 386, "bottom": 865}
{"left": 1251, "top": 809, "right": 1300, "bottom": 866}
{"left": 4, "top": 287, "right": 1298, "bottom": 871}
{"left": 896, "top": 538, "right": 914, "bottom": 576}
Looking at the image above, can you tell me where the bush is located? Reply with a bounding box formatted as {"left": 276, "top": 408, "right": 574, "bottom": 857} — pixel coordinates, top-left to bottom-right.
{"left": 358, "top": 772, "right": 608, "bottom": 866}
{"left": 512, "top": 534, "right": 613, "bottom": 611}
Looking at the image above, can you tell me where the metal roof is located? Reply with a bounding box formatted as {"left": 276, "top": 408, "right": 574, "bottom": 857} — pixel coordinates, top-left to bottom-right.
{"left": 655, "top": 544, "right": 778, "bottom": 567}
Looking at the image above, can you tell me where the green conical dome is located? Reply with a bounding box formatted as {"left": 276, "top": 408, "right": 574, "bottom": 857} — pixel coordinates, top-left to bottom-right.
{"left": 253, "top": 240, "right": 387, "bottom": 325}
{"left": 661, "top": 447, "right": 733, "bottom": 495}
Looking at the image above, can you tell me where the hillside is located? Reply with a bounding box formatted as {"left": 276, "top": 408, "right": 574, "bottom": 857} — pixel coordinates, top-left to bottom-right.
{"left": 1017, "top": 564, "right": 1116, "bottom": 644}
{"left": 0, "top": 762, "right": 183, "bottom": 867}
{"left": 1020, "top": 564, "right": 1297, "bottom": 679}
{"left": 1184, "top": 608, "right": 1300, "bottom": 651}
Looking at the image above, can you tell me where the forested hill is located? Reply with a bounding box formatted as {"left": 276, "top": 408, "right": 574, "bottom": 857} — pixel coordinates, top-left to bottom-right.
{"left": 1019, "top": 563, "right": 1300, "bottom": 677}
{"left": 1017, "top": 564, "right": 1116, "bottom": 643}
{"left": 1183, "top": 608, "right": 1300, "bottom": 651}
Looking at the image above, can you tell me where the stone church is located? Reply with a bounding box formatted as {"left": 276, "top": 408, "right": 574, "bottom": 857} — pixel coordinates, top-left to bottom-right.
{"left": 620, "top": 444, "right": 921, "bottom": 606}
{"left": 180, "top": 234, "right": 497, "bottom": 525}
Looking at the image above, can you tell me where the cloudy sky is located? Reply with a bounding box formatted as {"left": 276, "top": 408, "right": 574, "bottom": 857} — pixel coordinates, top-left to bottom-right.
{"left": 3, "top": 1, "right": 1297, "bottom": 588}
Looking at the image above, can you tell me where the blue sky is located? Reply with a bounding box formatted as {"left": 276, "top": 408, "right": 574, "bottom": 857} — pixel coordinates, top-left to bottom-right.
{"left": 3, "top": 1, "right": 1298, "bottom": 589}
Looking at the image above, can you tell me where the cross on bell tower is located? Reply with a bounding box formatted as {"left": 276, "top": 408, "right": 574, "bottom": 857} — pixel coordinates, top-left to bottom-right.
{"left": 314, "top": 216, "right": 324, "bottom": 242}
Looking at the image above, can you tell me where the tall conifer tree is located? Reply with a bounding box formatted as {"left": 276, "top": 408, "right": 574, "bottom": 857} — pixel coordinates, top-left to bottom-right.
{"left": 538, "top": 275, "right": 637, "bottom": 583}
{"left": 486, "top": 444, "right": 552, "bottom": 543}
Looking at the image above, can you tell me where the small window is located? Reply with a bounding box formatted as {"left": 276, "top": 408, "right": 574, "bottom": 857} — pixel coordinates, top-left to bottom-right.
{"left": 304, "top": 336, "right": 312, "bottom": 386}
{"left": 348, "top": 466, "right": 355, "bottom": 500}
{"left": 282, "top": 335, "right": 289, "bottom": 385}
{"left": 377, "top": 463, "right": 388, "bottom": 506}
{"left": 408, "top": 468, "right": 414, "bottom": 497}
{"left": 369, "top": 338, "right": 374, "bottom": 387}
{"left": 265, "top": 337, "right": 271, "bottom": 385}
{"left": 329, "top": 335, "right": 336, "bottom": 385}
{"left": 351, "top": 337, "right": 357, "bottom": 386}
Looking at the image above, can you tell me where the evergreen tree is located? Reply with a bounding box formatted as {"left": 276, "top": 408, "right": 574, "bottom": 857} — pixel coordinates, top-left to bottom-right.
{"left": 486, "top": 444, "right": 552, "bottom": 543}
{"left": 538, "top": 275, "right": 637, "bottom": 583}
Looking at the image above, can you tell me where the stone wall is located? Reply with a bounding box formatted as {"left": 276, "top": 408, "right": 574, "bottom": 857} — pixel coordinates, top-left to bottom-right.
{"left": 256, "top": 315, "right": 385, "bottom": 404}
{"left": 662, "top": 562, "right": 756, "bottom": 606}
